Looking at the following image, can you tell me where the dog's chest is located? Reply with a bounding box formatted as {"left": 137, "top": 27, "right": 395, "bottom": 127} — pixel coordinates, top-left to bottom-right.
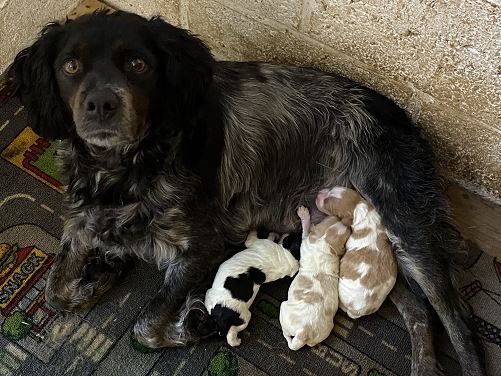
{"left": 65, "top": 191, "right": 188, "bottom": 265}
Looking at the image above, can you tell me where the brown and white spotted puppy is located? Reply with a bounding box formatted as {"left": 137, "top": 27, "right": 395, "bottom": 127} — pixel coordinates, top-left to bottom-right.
{"left": 316, "top": 187, "right": 397, "bottom": 319}
{"left": 279, "top": 206, "right": 351, "bottom": 350}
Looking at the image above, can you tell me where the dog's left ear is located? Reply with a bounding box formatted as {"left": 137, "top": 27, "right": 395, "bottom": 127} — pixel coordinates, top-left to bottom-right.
{"left": 148, "top": 17, "right": 215, "bottom": 122}
{"left": 7, "top": 22, "right": 73, "bottom": 140}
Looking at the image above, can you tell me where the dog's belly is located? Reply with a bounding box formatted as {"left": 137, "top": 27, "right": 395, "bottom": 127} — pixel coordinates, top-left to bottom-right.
{"left": 272, "top": 205, "right": 327, "bottom": 233}
{"left": 220, "top": 195, "right": 328, "bottom": 243}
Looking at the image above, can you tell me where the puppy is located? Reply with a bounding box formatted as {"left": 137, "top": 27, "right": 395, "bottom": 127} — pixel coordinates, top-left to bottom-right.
{"left": 316, "top": 187, "right": 397, "bottom": 318}
{"left": 205, "top": 231, "right": 299, "bottom": 346}
{"left": 280, "top": 206, "right": 351, "bottom": 350}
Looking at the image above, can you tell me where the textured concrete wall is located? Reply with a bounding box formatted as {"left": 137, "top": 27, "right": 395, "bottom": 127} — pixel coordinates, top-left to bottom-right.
{"left": 110, "top": 0, "right": 501, "bottom": 199}
{"left": 1, "top": 0, "right": 500, "bottom": 199}
{"left": 0, "top": 0, "right": 77, "bottom": 71}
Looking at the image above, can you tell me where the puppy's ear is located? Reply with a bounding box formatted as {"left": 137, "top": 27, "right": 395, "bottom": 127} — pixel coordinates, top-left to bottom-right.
{"left": 341, "top": 217, "right": 353, "bottom": 227}
{"left": 7, "top": 22, "right": 73, "bottom": 140}
{"left": 148, "top": 17, "right": 214, "bottom": 120}
{"left": 352, "top": 203, "right": 369, "bottom": 226}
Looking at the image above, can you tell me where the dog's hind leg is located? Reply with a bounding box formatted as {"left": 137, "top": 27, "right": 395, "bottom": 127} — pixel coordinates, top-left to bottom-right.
{"left": 346, "top": 94, "right": 485, "bottom": 375}
{"left": 356, "top": 176, "right": 485, "bottom": 375}
{"left": 390, "top": 277, "right": 443, "bottom": 376}
{"left": 364, "top": 198, "right": 484, "bottom": 375}
{"left": 396, "top": 240, "right": 484, "bottom": 376}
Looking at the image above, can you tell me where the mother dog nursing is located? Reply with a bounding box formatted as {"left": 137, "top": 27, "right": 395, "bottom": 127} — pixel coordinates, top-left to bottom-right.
{"left": 8, "top": 11, "right": 484, "bottom": 376}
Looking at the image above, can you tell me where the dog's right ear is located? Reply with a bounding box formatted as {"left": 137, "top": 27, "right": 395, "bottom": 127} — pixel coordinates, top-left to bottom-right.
{"left": 147, "top": 17, "right": 215, "bottom": 129}
{"left": 7, "top": 22, "right": 73, "bottom": 140}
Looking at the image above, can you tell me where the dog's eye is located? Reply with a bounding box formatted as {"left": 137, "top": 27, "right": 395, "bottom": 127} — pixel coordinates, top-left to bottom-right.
{"left": 128, "top": 58, "right": 148, "bottom": 73}
{"left": 62, "top": 59, "right": 80, "bottom": 75}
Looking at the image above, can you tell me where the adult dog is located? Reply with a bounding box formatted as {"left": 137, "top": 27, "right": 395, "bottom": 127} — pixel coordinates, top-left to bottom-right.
{"left": 9, "top": 11, "right": 484, "bottom": 375}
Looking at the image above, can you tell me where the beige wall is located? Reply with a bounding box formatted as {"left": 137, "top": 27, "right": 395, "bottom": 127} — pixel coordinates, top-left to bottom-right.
{"left": 2, "top": 0, "right": 500, "bottom": 200}
{"left": 114, "top": 0, "right": 501, "bottom": 200}
{"left": 0, "top": 0, "right": 77, "bottom": 70}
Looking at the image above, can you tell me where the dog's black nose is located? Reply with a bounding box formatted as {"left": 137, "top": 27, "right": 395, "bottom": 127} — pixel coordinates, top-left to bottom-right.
{"left": 85, "top": 89, "right": 119, "bottom": 120}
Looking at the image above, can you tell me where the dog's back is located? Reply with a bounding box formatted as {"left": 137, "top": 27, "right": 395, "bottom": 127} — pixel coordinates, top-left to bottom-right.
{"left": 317, "top": 187, "right": 397, "bottom": 318}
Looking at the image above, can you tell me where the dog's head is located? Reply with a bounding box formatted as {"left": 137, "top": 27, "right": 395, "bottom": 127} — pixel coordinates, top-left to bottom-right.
{"left": 8, "top": 11, "right": 214, "bottom": 147}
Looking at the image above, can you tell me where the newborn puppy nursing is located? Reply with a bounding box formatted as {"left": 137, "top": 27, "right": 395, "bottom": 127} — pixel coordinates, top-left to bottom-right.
{"left": 316, "top": 187, "right": 397, "bottom": 318}
{"left": 280, "top": 206, "right": 351, "bottom": 350}
{"left": 205, "top": 231, "right": 299, "bottom": 347}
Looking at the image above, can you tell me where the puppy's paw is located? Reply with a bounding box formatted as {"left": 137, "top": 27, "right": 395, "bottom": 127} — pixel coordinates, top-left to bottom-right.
{"left": 227, "top": 335, "right": 241, "bottom": 347}
{"left": 297, "top": 206, "right": 310, "bottom": 220}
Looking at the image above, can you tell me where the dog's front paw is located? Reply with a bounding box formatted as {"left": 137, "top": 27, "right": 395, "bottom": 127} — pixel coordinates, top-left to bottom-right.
{"left": 133, "top": 316, "right": 169, "bottom": 348}
{"left": 45, "top": 255, "right": 132, "bottom": 311}
{"left": 45, "top": 277, "right": 102, "bottom": 311}
{"left": 133, "top": 295, "right": 216, "bottom": 348}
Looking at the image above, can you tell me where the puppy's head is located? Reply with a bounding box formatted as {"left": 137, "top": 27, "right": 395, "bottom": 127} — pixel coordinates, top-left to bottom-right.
{"left": 210, "top": 304, "right": 244, "bottom": 337}
{"left": 8, "top": 11, "right": 214, "bottom": 148}
{"left": 316, "top": 187, "right": 363, "bottom": 226}
{"left": 281, "top": 232, "right": 302, "bottom": 260}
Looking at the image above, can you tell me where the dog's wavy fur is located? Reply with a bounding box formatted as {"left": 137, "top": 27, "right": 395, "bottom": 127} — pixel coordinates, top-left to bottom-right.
{"left": 8, "top": 11, "right": 484, "bottom": 375}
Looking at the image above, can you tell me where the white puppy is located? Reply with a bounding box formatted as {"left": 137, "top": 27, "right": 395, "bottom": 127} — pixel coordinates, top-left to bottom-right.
{"left": 280, "top": 206, "right": 351, "bottom": 350}
{"left": 316, "top": 187, "right": 397, "bottom": 319}
{"left": 205, "top": 230, "right": 299, "bottom": 347}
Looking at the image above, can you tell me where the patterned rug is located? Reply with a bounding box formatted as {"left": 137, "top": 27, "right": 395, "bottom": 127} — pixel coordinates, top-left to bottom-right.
{"left": 0, "top": 69, "right": 500, "bottom": 376}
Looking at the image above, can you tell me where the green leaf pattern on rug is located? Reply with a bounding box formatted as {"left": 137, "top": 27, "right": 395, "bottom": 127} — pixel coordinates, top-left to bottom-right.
{"left": 2, "top": 311, "right": 33, "bottom": 341}
{"left": 31, "top": 140, "right": 62, "bottom": 182}
{"left": 208, "top": 350, "right": 239, "bottom": 376}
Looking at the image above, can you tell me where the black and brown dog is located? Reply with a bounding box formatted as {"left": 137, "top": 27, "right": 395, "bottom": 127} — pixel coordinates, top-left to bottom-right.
{"left": 8, "top": 10, "right": 484, "bottom": 376}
